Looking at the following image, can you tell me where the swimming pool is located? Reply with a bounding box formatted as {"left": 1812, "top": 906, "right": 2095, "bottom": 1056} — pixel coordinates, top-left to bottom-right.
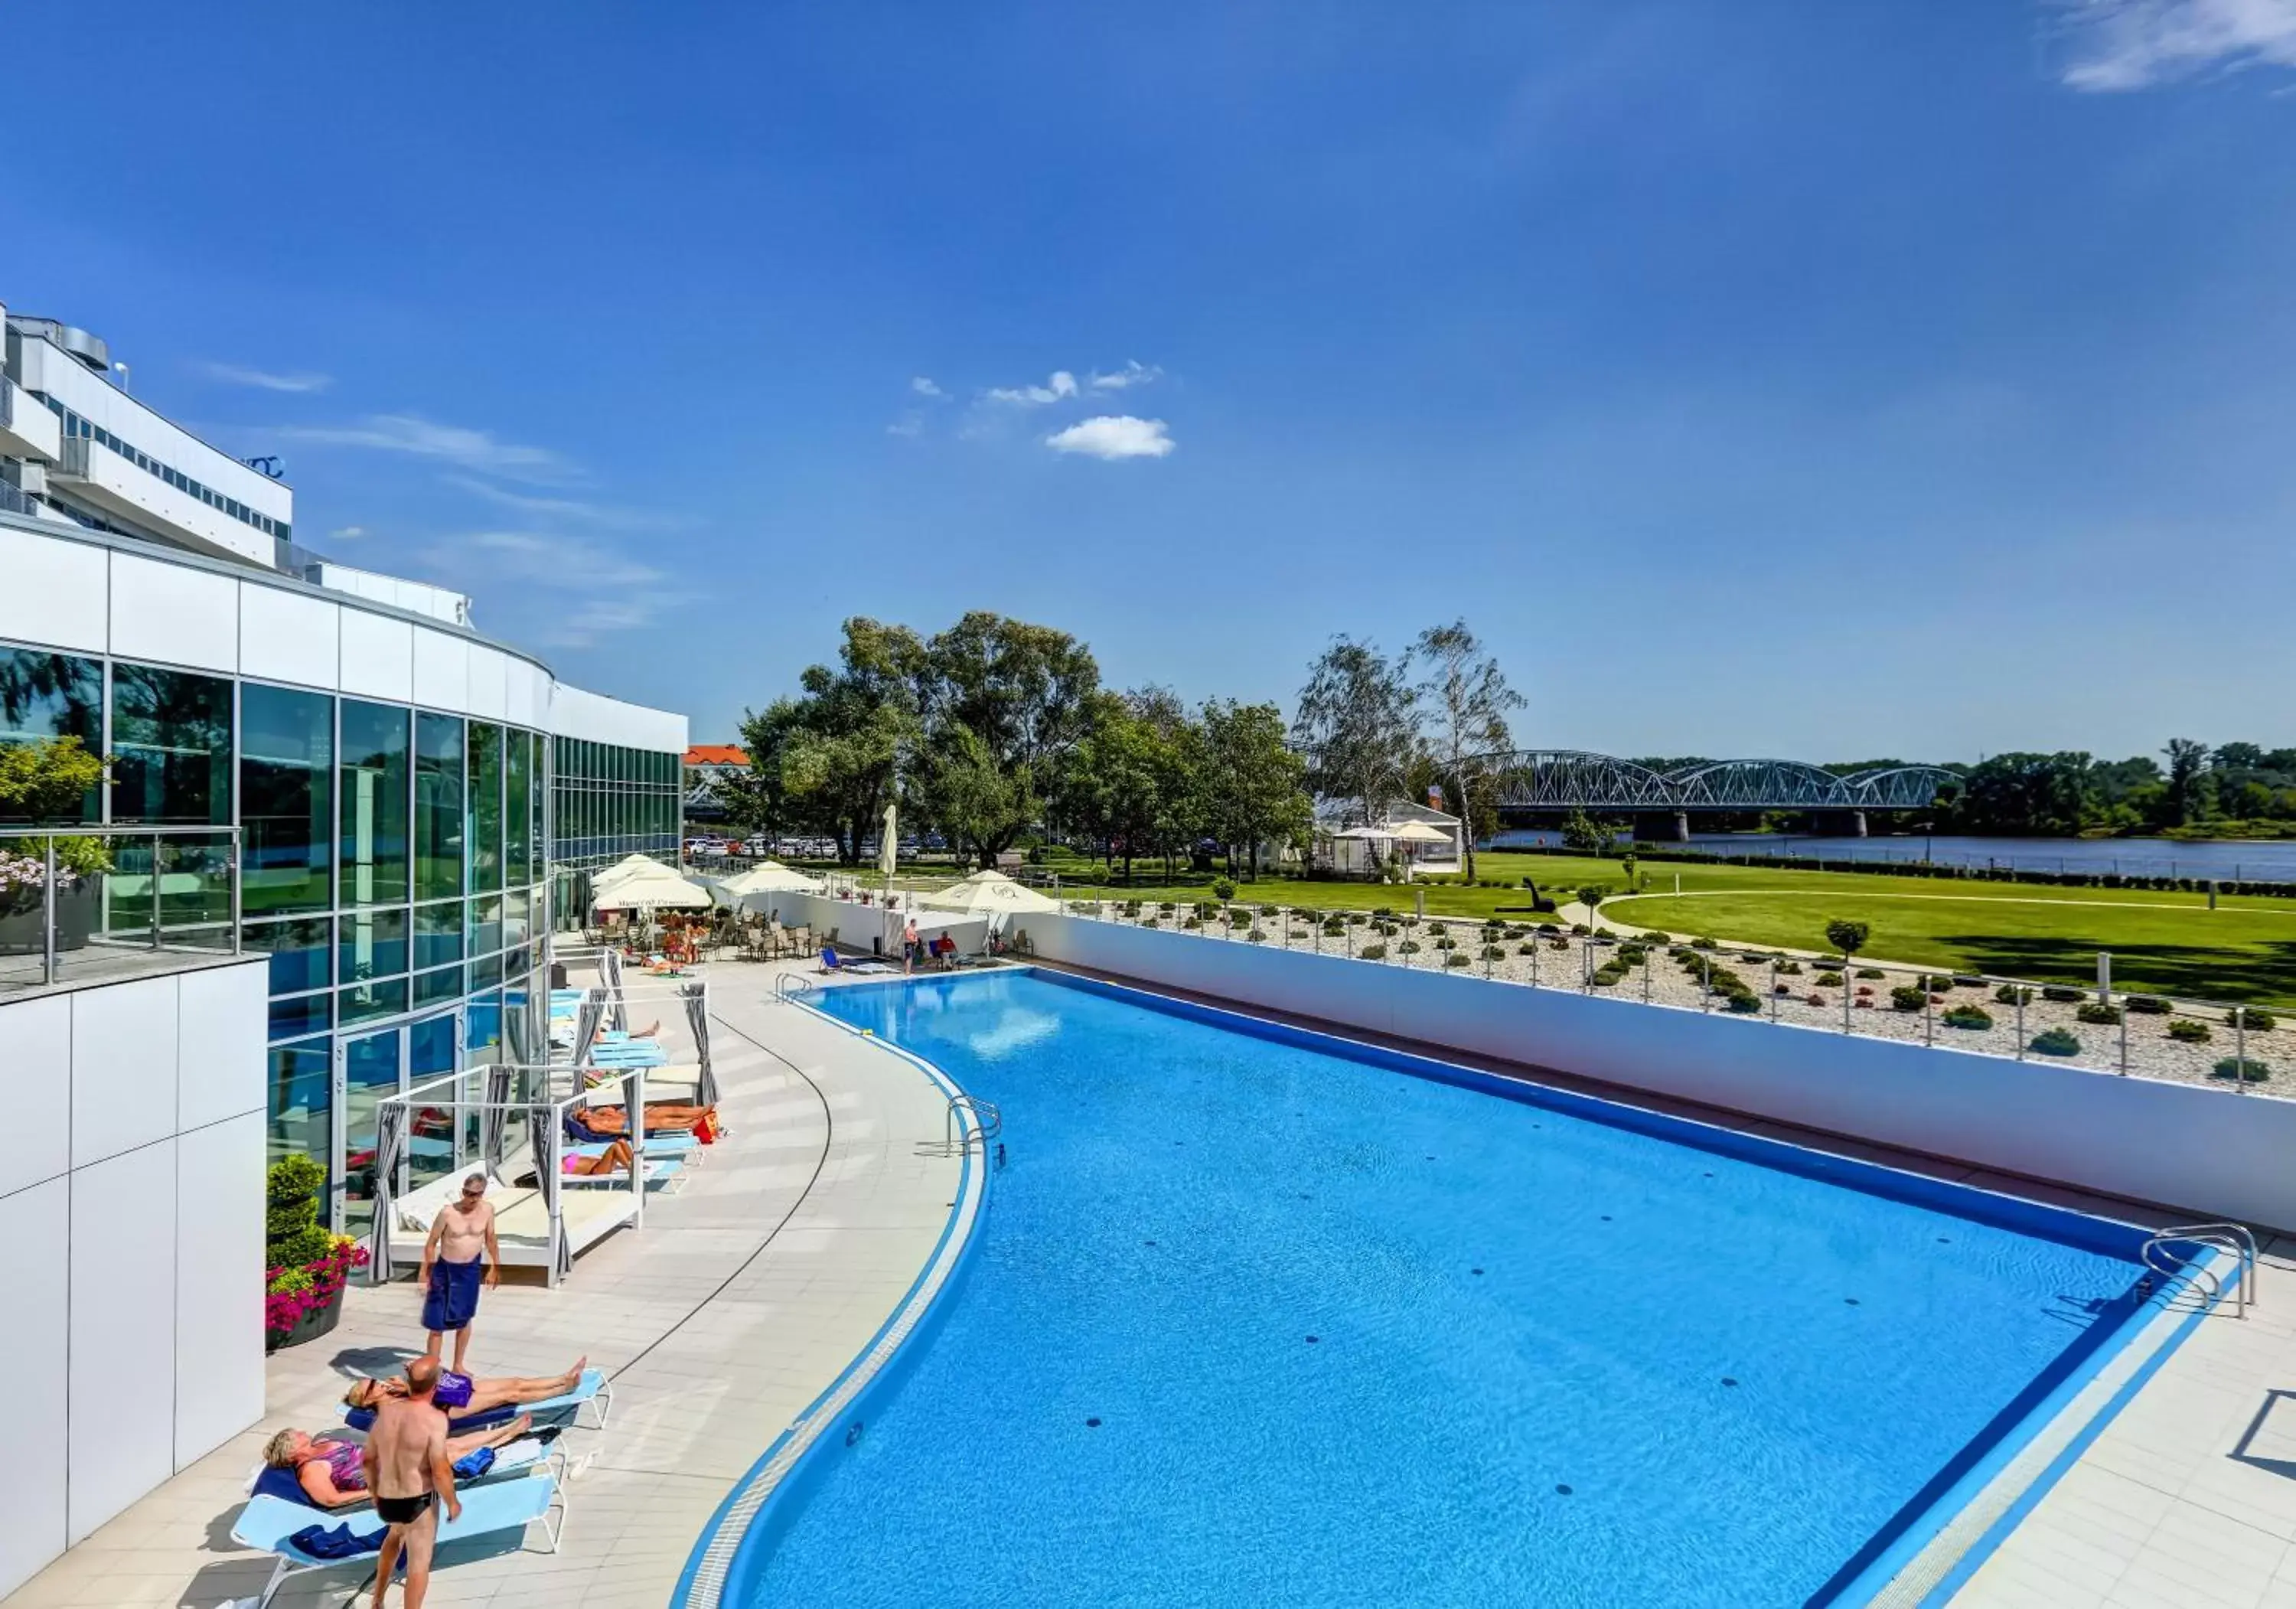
{"left": 741, "top": 969, "right": 2167, "bottom": 1607}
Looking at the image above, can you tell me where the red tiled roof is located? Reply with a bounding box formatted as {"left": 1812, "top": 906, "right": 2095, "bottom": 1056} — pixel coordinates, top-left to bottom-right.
{"left": 684, "top": 744, "right": 750, "bottom": 766}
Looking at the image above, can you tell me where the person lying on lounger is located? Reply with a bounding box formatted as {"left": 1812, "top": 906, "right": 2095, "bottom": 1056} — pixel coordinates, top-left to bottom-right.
{"left": 566, "top": 1101, "right": 717, "bottom": 1141}
{"left": 343, "top": 1356, "right": 589, "bottom": 1417}
{"left": 261, "top": 1417, "right": 534, "bottom": 1510}
{"left": 587, "top": 1018, "right": 661, "bottom": 1048}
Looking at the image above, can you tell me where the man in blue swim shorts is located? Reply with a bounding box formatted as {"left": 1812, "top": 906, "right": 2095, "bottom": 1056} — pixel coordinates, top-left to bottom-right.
{"left": 418, "top": 1173, "right": 500, "bottom": 1373}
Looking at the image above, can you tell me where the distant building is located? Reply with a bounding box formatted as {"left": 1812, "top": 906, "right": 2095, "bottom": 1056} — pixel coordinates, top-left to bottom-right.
{"left": 684, "top": 743, "right": 751, "bottom": 821}
{"left": 1310, "top": 799, "right": 1464, "bottom": 877}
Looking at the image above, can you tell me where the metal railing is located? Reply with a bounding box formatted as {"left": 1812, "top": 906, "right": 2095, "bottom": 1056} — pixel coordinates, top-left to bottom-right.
{"left": 1, "top": 823, "right": 241, "bottom": 991}
{"left": 2141, "top": 1223, "right": 2257, "bottom": 1317}
{"left": 1048, "top": 898, "right": 2294, "bottom": 1100}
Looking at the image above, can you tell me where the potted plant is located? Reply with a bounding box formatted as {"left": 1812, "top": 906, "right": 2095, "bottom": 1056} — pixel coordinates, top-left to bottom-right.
{"left": 265, "top": 1155, "right": 367, "bottom": 1353}
{"left": 0, "top": 736, "right": 109, "bottom": 956}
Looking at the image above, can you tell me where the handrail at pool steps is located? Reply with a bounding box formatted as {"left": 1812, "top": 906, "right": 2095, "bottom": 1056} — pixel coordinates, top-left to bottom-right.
{"left": 2141, "top": 1222, "right": 2258, "bottom": 1317}
{"left": 774, "top": 970, "right": 816, "bottom": 1004}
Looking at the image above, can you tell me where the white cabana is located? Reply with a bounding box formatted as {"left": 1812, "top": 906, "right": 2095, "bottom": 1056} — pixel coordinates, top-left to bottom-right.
{"left": 920, "top": 868, "right": 1060, "bottom": 915}
{"left": 593, "top": 863, "right": 713, "bottom": 910}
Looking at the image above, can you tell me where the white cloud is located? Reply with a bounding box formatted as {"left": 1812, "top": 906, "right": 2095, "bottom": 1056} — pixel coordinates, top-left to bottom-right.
{"left": 886, "top": 413, "right": 925, "bottom": 438}
{"left": 1090, "top": 360, "right": 1163, "bottom": 391}
{"left": 911, "top": 376, "right": 946, "bottom": 398}
{"left": 985, "top": 370, "right": 1081, "bottom": 406}
{"left": 200, "top": 361, "right": 333, "bottom": 393}
{"left": 442, "top": 473, "right": 677, "bottom": 529}
{"left": 331, "top": 525, "right": 366, "bottom": 540}
{"left": 277, "top": 414, "right": 574, "bottom": 481}
{"left": 415, "top": 527, "right": 682, "bottom": 646}
{"left": 2053, "top": 0, "right": 2296, "bottom": 90}
{"left": 1045, "top": 415, "right": 1176, "bottom": 460}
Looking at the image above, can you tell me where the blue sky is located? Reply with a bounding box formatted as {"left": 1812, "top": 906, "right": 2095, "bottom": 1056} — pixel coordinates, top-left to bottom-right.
{"left": 9, "top": 2, "right": 2296, "bottom": 762}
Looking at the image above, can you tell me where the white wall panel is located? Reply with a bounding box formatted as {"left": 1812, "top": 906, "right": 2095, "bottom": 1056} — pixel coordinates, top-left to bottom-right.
{"left": 67, "top": 1141, "right": 176, "bottom": 1545}
{"left": 175, "top": 962, "right": 266, "bottom": 1133}
{"left": 0, "top": 524, "right": 107, "bottom": 654}
{"left": 412, "top": 627, "right": 470, "bottom": 713}
{"left": 0, "top": 1178, "right": 68, "bottom": 1599}
{"left": 465, "top": 645, "right": 509, "bottom": 720}
{"left": 239, "top": 583, "right": 341, "bottom": 690}
{"left": 174, "top": 1114, "right": 264, "bottom": 1468}
{"left": 70, "top": 976, "right": 178, "bottom": 1170}
{"left": 338, "top": 607, "right": 413, "bottom": 703}
{"left": 0, "top": 996, "right": 73, "bottom": 1199}
{"left": 549, "top": 680, "right": 690, "bottom": 752}
{"left": 507, "top": 660, "right": 546, "bottom": 729}
{"left": 108, "top": 551, "right": 237, "bottom": 673}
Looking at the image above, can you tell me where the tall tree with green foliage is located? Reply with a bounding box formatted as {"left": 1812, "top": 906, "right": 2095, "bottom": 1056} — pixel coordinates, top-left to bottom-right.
{"left": 1292, "top": 636, "right": 1419, "bottom": 834}
{"left": 1062, "top": 692, "right": 1182, "bottom": 881}
{"left": 1199, "top": 699, "right": 1313, "bottom": 878}
{"left": 2163, "top": 738, "right": 2212, "bottom": 827}
{"left": 917, "top": 612, "right": 1101, "bottom": 866}
{"left": 738, "top": 617, "right": 925, "bottom": 863}
{"left": 1413, "top": 619, "right": 1521, "bottom": 881}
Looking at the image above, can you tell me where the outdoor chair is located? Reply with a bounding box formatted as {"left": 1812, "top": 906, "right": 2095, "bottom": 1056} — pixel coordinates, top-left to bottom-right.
{"left": 230, "top": 1470, "right": 563, "bottom": 1607}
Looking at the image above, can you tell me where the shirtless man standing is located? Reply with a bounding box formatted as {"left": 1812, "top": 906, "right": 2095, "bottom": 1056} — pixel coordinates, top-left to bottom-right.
{"left": 418, "top": 1173, "right": 499, "bottom": 1373}
{"left": 360, "top": 1356, "right": 461, "bottom": 1609}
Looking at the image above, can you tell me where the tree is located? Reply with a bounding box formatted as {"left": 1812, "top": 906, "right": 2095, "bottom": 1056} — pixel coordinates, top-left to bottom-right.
{"left": 1199, "top": 699, "right": 1313, "bottom": 878}
{"left": 1825, "top": 919, "right": 1870, "bottom": 962}
{"left": 919, "top": 612, "right": 1101, "bottom": 867}
{"left": 915, "top": 725, "right": 1029, "bottom": 867}
{"left": 1062, "top": 694, "right": 1176, "bottom": 881}
{"left": 1577, "top": 885, "right": 1604, "bottom": 920}
{"left": 1945, "top": 753, "right": 2094, "bottom": 835}
{"left": 1561, "top": 808, "right": 1616, "bottom": 853}
{"left": 2164, "top": 738, "right": 2212, "bottom": 826}
{"left": 1292, "top": 637, "right": 1419, "bottom": 834}
{"left": 739, "top": 618, "right": 925, "bottom": 863}
{"left": 1413, "top": 619, "right": 1522, "bottom": 882}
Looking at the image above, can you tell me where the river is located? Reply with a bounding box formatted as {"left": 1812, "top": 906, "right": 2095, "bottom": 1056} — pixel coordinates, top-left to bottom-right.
{"left": 1481, "top": 830, "right": 2296, "bottom": 881}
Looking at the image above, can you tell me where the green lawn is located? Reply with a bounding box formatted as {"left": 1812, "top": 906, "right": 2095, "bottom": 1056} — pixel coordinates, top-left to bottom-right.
{"left": 1039, "top": 850, "right": 2296, "bottom": 1004}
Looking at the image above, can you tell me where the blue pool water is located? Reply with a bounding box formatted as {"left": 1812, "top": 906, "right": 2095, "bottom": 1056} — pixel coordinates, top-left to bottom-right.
{"left": 750, "top": 971, "right": 2148, "bottom": 1607}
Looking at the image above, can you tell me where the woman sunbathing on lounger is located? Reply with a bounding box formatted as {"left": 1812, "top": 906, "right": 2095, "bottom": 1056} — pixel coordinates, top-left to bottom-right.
{"left": 262, "top": 1418, "right": 536, "bottom": 1509}
{"left": 567, "top": 1101, "right": 716, "bottom": 1139}
{"left": 343, "top": 1356, "right": 589, "bottom": 1417}
{"left": 586, "top": 1018, "right": 661, "bottom": 1048}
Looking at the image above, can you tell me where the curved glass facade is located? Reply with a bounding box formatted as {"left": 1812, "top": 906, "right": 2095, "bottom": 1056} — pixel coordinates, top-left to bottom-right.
{"left": 1, "top": 637, "right": 680, "bottom": 1235}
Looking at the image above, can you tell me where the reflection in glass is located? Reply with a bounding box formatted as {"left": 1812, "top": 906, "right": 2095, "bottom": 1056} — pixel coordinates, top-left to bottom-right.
{"left": 413, "top": 899, "right": 463, "bottom": 968}
{"left": 246, "top": 915, "right": 332, "bottom": 994}
{"left": 414, "top": 964, "right": 465, "bottom": 1010}
{"left": 342, "top": 976, "right": 409, "bottom": 1025}
{"left": 505, "top": 730, "right": 532, "bottom": 886}
{"left": 241, "top": 684, "right": 333, "bottom": 913}
{"left": 469, "top": 722, "right": 503, "bottom": 894}
{"left": 269, "top": 990, "right": 331, "bottom": 1043}
{"left": 416, "top": 713, "right": 465, "bottom": 901}
{"left": 341, "top": 1028, "right": 403, "bottom": 1235}
{"left": 340, "top": 905, "right": 408, "bottom": 981}
{"left": 0, "top": 647, "right": 102, "bottom": 822}
{"left": 406, "top": 1014, "right": 462, "bottom": 1198}
{"left": 111, "top": 663, "right": 233, "bottom": 823}
{"left": 340, "top": 702, "right": 409, "bottom": 906}
{"left": 504, "top": 886, "right": 530, "bottom": 950}
{"left": 267, "top": 1036, "right": 331, "bottom": 1199}
{"left": 469, "top": 893, "right": 503, "bottom": 958}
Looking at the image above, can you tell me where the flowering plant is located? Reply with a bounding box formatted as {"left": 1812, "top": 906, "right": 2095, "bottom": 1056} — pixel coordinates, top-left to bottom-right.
{"left": 266, "top": 1235, "right": 367, "bottom": 1340}
{"left": 0, "top": 850, "right": 82, "bottom": 892}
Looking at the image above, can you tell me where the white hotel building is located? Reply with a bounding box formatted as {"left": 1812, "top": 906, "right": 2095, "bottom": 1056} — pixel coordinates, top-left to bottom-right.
{"left": 0, "top": 299, "right": 689, "bottom": 1594}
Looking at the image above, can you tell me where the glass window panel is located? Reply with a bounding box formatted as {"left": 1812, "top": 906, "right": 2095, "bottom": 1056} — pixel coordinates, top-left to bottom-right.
{"left": 245, "top": 915, "right": 331, "bottom": 994}
{"left": 504, "top": 730, "right": 532, "bottom": 886}
{"left": 269, "top": 989, "right": 331, "bottom": 1042}
{"left": 110, "top": 663, "right": 233, "bottom": 824}
{"left": 467, "top": 990, "right": 504, "bottom": 1056}
{"left": 468, "top": 894, "right": 503, "bottom": 958}
{"left": 0, "top": 648, "right": 103, "bottom": 823}
{"left": 413, "top": 899, "right": 464, "bottom": 968}
{"left": 341, "top": 1026, "right": 403, "bottom": 1234}
{"left": 503, "top": 887, "right": 530, "bottom": 950}
{"left": 406, "top": 1014, "right": 462, "bottom": 1197}
{"left": 415, "top": 713, "right": 465, "bottom": 900}
{"left": 341, "top": 977, "right": 409, "bottom": 1026}
{"left": 340, "top": 905, "right": 408, "bottom": 981}
{"left": 410, "top": 1014, "right": 458, "bottom": 1079}
{"left": 240, "top": 684, "right": 333, "bottom": 914}
{"left": 413, "top": 964, "right": 464, "bottom": 1009}
{"left": 266, "top": 1037, "right": 331, "bottom": 1198}
{"left": 339, "top": 701, "right": 409, "bottom": 906}
{"left": 468, "top": 721, "right": 503, "bottom": 894}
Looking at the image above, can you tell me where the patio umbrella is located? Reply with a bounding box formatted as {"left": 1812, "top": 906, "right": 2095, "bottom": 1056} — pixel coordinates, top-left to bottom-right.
{"left": 705, "top": 862, "right": 821, "bottom": 905}
{"left": 589, "top": 855, "right": 664, "bottom": 894}
{"left": 1388, "top": 821, "right": 1450, "bottom": 844}
{"left": 592, "top": 863, "right": 712, "bottom": 911}
{"left": 919, "top": 868, "right": 1060, "bottom": 915}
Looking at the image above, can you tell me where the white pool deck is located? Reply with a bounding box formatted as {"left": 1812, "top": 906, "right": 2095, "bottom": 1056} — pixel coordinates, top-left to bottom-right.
{"left": 8, "top": 957, "right": 2296, "bottom": 1607}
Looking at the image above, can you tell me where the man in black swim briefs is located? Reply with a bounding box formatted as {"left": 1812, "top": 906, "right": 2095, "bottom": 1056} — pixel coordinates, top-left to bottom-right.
{"left": 360, "top": 1356, "right": 461, "bottom": 1607}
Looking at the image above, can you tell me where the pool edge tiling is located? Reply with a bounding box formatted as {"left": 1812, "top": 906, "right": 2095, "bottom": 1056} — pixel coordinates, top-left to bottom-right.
{"left": 743, "top": 968, "right": 2231, "bottom": 1607}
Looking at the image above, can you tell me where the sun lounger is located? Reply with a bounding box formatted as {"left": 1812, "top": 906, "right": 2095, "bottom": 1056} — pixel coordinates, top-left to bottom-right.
{"left": 243, "top": 1435, "right": 560, "bottom": 1510}
{"left": 340, "top": 1368, "right": 613, "bottom": 1436}
{"left": 563, "top": 1155, "right": 685, "bottom": 1193}
{"left": 229, "top": 1470, "right": 563, "bottom": 1606}
{"left": 568, "top": 1131, "right": 699, "bottom": 1160}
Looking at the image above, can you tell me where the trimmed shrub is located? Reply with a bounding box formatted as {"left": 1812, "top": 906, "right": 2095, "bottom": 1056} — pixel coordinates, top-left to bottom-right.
{"left": 2041, "top": 986, "right": 2084, "bottom": 1004}
{"left": 2124, "top": 994, "right": 2170, "bottom": 1015}
{"left": 1358, "top": 943, "right": 1388, "bottom": 961}
{"left": 2167, "top": 1019, "right": 2213, "bottom": 1043}
{"left": 1778, "top": 960, "right": 1803, "bottom": 975}
{"left": 1444, "top": 953, "right": 1471, "bottom": 968}
{"left": 1480, "top": 945, "right": 1506, "bottom": 963}
{"left": 2075, "top": 1003, "right": 2122, "bottom": 1026}
{"left": 1516, "top": 942, "right": 1537, "bottom": 955}
{"left": 1548, "top": 938, "right": 1570, "bottom": 951}
{"left": 2213, "top": 1056, "right": 2272, "bottom": 1083}
{"left": 2231, "top": 1007, "right": 2278, "bottom": 1033}
{"left": 1182, "top": 916, "right": 1203, "bottom": 930}
{"left": 1952, "top": 975, "right": 1986, "bottom": 990}
{"left": 1397, "top": 939, "right": 1422, "bottom": 955}
{"left": 1725, "top": 991, "right": 1762, "bottom": 1013}
{"left": 1890, "top": 985, "right": 1928, "bottom": 1013}
{"left": 2030, "top": 1027, "right": 2082, "bottom": 1056}
{"left": 1691, "top": 936, "right": 1719, "bottom": 950}
{"left": 1942, "top": 1004, "right": 1994, "bottom": 1030}
{"left": 1815, "top": 971, "right": 1844, "bottom": 987}
{"left": 1570, "top": 922, "right": 1591, "bottom": 935}
{"left": 1857, "top": 968, "right": 1887, "bottom": 981}
{"left": 1994, "top": 984, "right": 2033, "bottom": 1005}
{"left": 1212, "top": 876, "right": 1236, "bottom": 901}
{"left": 1922, "top": 974, "right": 1955, "bottom": 991}
{"left": 1805, "top": 993, "right": 1827, "bottom": 1007}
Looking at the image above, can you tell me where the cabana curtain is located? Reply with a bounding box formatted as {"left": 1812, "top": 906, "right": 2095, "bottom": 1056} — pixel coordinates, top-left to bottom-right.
{"left": 368, "top": 1101, "right": 406, "bottom": 1284}
{"left": 527, "top": 1100, "right": 570, "bottom": 1278}
{"left": 680, "top": 982, "right": 717, "bottom": 1107}
{"left": 602, "top": 948, "right": 628, "bottom": 1032}
{"left": 572, "top": 989, "right": 605, "bottom": 1070}
{"left": 480, "top": 1064, "right": 513, "bottom": 1173}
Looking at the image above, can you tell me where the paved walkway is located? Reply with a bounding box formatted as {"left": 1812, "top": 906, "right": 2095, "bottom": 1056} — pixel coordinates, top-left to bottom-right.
{"left": 2, "top": 960, "right": 964, "bottom": 1609}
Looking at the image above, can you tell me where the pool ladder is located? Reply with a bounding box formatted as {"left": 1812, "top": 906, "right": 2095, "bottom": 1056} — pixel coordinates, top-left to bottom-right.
{"left": 2140, "top": 1222, "right": 2258, "bottom": 1318}
{"left": 928, "top": 1092, "right": 1002, "bottom": 1159}
{"left": 774, "top": 971, "right": 816, "bottom": 1004}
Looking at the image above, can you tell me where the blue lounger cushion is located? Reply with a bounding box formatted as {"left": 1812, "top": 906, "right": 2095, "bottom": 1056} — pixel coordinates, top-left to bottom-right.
{"left": 341, "top": 1369, "right": 609, "bottom": 1435}
{"left": 249, "top": 1437, "right": 553, "bottom": 1508}
{"left": 232, "top": 1470, "right": 557, "bottom": 1562}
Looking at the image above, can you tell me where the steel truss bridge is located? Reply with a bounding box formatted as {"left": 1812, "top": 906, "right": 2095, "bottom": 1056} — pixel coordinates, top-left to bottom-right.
{"left": 1482, "top": 752, "right": 1959, "bottom": 814}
